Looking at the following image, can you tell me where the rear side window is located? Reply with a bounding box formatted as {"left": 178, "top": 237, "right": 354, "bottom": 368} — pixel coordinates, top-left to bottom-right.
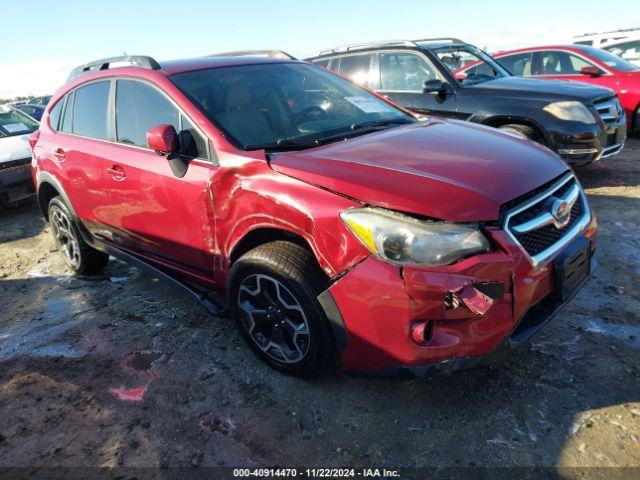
{"left": 313, "top": 59, "right": 330, "bottom": 68}
{"left": 72, "top": 81, "right": 110, "bottom": 139}
{"left": 48, "top": 100, "right": 63, "bottom": 131}
{"left": 336, "top": 54, "right": 372, "bottom": 86}
{"left": 497, "top": 52, "right": 533, "bottom": 76}
{"left": 60, "top": 92, "right": 74, "bottom": 133}
{"left": 115, "top": 79, "right": 206, "bottom": 158}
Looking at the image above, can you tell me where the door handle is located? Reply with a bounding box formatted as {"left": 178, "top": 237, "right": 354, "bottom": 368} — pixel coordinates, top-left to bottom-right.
{"left": 107, "top": 165, "right": 126, "bottom": 181}
{"left": 53, "top": 148, "right": 66, "bottom": 161}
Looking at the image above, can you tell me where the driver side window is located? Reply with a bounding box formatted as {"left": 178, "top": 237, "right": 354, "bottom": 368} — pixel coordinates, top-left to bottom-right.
{"left": 379, "top": 53, "right": 437, "bottom": 92}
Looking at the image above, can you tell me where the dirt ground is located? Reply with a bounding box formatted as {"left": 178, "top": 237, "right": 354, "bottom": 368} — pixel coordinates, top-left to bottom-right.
{"left": 1, "top": 141, "right": 639, "bottom": 479}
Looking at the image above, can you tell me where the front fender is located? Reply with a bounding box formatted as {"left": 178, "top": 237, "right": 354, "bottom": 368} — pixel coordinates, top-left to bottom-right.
{"left": 214, "top": 156, "right": 369, "bottom": 282}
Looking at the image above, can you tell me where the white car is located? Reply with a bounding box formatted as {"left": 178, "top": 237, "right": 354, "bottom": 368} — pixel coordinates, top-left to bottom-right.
{"left": 0, "top": 105, "right": 38, "bottom": 206}
{"left": 573, "top": 28, "right": 640, "bottom": 48}
{"left": 603, "top": 39, "right": 640, "bottom": 67}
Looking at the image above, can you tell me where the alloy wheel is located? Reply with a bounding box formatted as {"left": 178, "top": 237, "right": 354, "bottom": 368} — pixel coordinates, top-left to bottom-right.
{"left": 237, "top": 274, "right": 310, "bottom": 363}
{"left": 50, "top": 206, "right": 81, "bottom": 268}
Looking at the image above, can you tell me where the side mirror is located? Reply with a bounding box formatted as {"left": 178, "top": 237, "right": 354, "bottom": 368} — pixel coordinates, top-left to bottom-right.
{"left": 580, "top": 66, "right": 602, "bottom": 77}
{"left": 146, "top": 124, "right": 178, "bottom": 155}
{"left": 423, "top": 79, "right": 447, "bottom": 95}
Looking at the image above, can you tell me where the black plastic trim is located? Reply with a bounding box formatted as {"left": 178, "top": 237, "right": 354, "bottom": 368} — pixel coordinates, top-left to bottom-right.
{"left": 317, "top": 288, "right": 349, "bottom": 352}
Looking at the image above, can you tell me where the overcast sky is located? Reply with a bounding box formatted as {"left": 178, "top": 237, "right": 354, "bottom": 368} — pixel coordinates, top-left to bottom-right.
{"left": 0, "top": 0, "right": 638, "bottom": 98}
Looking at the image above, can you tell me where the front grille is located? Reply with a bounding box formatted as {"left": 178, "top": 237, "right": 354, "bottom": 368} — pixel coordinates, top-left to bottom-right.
{"left": 502, "top": 174, "right": 590, "bottom": 264}
{"left": 594, "top": 96, "right": 623, "bottom": 125}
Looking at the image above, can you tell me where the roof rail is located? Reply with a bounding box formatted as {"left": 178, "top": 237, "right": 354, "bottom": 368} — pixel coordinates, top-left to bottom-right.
{"left": 209, "top": 50, "right": 297, "bottom": 60}
{"left": 413, "top": 37, "right": 465, "bottom": 44}
{"left": 67, "top": 55, "right": 161, "bottom": 82}
{"left": 318, "top": 40, "right": 418, "bottom": 56}
{"left": 316, "top": 37, "right": 466, "bottom": 56}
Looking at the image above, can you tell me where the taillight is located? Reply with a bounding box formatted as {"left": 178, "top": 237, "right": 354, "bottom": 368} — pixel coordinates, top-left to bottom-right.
{"left": 28, "top": 130, "right": 40, "bottom": 151}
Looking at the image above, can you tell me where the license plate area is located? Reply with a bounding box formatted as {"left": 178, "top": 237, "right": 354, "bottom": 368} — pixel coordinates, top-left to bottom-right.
{"left": 554, "top": 236, "right": 590, "bottom": 301}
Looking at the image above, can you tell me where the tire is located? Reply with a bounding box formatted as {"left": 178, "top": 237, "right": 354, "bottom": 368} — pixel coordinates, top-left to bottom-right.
{"left": 48, "top": 196, "right": 109, "bottom": 274}
{"left": 228, "top": 241, "right": 336, "bottom": 377}
{"left": 498, "top": 124, "right": 538, "bottom": 142}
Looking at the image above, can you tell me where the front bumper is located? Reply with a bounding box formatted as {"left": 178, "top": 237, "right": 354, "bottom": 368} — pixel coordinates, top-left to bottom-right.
{"left": 0, "top": 157, "right": 35, "bottom": 205}
{"left": 322, "top": 218, "right": 597, "bottom": 375}
{"left": 547, "top": 114, "right": 627, "bottom": 165}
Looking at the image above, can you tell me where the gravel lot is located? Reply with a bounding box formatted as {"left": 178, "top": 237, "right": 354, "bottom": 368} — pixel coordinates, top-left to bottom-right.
{"left": 1, "top": 140, "right": 639, "bottom": 479}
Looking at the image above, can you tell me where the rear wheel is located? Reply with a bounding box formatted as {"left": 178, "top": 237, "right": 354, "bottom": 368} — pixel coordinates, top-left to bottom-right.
{"left": 48, "top": 196, "right": 109, "bottom": 274}
{"left": 228, "top": 241, "right": 336, "bottom": 377}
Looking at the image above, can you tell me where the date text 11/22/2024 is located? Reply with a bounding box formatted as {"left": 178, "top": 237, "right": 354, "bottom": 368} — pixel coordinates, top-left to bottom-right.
{"left": 232, "top": 468, "right": 401, "bottom": 478}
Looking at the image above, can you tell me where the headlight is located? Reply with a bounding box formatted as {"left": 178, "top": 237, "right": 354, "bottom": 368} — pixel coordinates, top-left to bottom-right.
{"left": 543, "top": 101, "right": 596, "bottom": 124}
{"left": 340, "top": 208, "right": 490, "bottom": 266}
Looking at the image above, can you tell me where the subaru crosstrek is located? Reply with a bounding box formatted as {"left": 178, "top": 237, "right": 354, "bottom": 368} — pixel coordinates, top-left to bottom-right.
{"left": 31, "top": 53, "right": 597, "bottom": 377}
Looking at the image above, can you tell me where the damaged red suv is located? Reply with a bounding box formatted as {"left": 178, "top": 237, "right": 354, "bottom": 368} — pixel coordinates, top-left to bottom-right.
{"left": 31, "top": 53, "right": 597, "bottom": 376}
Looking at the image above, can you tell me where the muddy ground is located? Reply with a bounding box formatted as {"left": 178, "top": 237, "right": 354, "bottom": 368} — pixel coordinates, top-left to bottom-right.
{"left": 1, "top": 141, "right": 639, "bottom": 480}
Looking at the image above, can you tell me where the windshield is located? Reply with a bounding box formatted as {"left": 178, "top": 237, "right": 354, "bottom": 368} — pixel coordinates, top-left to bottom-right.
{"left": 170, "top": 62, "right": 414, "bottom": 150}
{"left": 576, "top": 45, "right": 639, "bottom": 72}
{"left": 435, "top": 45, "right": 510, "bottom": 86}
{"left": 0, "top": 105, "right": 39, "bottom": 138}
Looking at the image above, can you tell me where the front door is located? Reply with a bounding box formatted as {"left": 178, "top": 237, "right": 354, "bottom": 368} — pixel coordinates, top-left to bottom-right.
{"left": 530, "top": 50, "right": 619, "bottom": 91}
{"left": 375, "top": 51, "right": 458, "bottom": 118}
{"left": 103, "top": 78, "right": 216, "bottom": 274}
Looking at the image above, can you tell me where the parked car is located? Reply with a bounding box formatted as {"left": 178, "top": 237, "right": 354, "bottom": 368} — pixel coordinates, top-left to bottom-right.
{"left": 0, "top": 105, "right": 38, "bottom": 206}
{"left": 573, "top": 28, "right": 640, "bottom": 48}
{"left": 463, "top": 45, "right": 640, "bottom": 135}
{"left": 14, "top": 104, "right": 45, "bottom": 121}
{"left": 603, "top": 39, "right": 640, "bottom": 67}
{"left": 32, "top": 54, "right": 597, "bottom": 377}
{"left": 308, "top": 38, "right": 626, "bottom": 165}
{"left": 28, "top": 95, "right": 52, "bottom": 106}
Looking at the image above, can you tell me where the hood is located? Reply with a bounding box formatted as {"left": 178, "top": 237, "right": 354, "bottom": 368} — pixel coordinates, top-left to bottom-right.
{"left": 270, "top": 120, "right": 568, "bottom": 222}
{"left": 468, "top": 76, "right": 615, "bottom": 102}
{"left": 0, "top": 134, "right": 31, "bottom": 163}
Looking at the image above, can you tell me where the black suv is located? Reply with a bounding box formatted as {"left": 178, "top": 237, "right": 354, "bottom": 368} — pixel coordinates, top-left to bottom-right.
{"left": 308, "top": 38, "right": 627, "bottom": 165}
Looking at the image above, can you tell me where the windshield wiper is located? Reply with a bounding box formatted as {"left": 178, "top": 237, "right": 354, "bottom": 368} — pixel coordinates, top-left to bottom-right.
{"left": 246, "top": 119, "right": 415, "bottom": 152}
{"left": 246, "top": 137, "right": 322, "bottom": 151}
{"left": 349, "top": 118, "right": 414, "bottom": 131}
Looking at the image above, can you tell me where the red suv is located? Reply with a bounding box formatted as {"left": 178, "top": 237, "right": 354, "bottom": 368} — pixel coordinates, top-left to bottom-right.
{"left": 458, "top": 45, "right": 640, "bottom": 135}
{"left": 31, "top": 53, "right": 597, "bottom": 377}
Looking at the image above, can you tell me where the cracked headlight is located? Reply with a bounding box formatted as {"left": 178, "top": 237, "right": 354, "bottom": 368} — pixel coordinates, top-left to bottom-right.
{"left": 543, "top": 101, "right": 596, "bottom": 124}
{"left": 340, "top": 208, "right": 490, "bottom": 266}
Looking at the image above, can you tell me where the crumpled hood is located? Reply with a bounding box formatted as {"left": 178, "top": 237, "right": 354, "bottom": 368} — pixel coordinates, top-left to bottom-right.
{"left": 0, "top": 134, "right": 32, "bottom": 163}
{"left": 270, "top": 120, "right": 568, "bottom": 222}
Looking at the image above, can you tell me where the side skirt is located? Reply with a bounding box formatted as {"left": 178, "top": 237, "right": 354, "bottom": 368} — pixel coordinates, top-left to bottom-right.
{"left": 96, "top": 240, "right": 228, "bottom": 317}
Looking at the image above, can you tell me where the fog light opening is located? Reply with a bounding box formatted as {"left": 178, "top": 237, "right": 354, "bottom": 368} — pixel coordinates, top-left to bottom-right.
{"left": 411, "top": 320, "right": 435, "bottom": 345}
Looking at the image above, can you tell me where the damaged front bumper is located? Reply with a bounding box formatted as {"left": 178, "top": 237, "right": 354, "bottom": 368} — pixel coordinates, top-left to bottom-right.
{"left": 319, "top": 221, "right": 597, "bottom": 376}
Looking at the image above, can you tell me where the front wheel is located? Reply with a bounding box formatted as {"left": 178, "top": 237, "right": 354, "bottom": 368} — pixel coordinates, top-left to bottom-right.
{"left": 498, "top": 124, "right": 538, "bottom": 142}
{"left": 48, "top": 196, "right": 109, "bottom": 274}
{"left": 228, "top": 241, "right": 337, "bottom": 377}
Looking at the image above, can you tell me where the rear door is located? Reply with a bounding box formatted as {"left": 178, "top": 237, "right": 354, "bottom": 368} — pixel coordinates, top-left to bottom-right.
{"left": 104, "top": 78, "right": 216, "bottom": 274}
{"left": 374, "top": 51, "right": 457, "bottom": 117}
{"left": 327, "top": 53, "right": 375, "bottom": 88}
{"left": 53, "top": 80, "right": 119, "bottom": 235}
